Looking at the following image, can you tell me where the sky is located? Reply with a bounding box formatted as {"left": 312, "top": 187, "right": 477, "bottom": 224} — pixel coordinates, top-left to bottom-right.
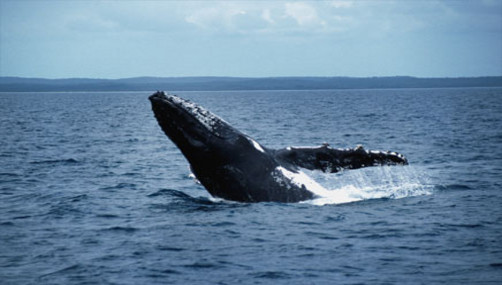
{"left": 0, "top": 0, "right": 501, "bottom": 79}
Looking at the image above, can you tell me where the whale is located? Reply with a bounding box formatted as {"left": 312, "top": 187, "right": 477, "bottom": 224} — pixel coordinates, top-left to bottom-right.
{"left": 149, "top": 91, "right": 408, "bottom": 203}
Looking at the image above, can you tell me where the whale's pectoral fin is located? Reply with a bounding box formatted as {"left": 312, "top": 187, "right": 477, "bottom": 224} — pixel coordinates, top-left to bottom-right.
{"left": 274, "top": 144, "right": 408, "bottom": 173}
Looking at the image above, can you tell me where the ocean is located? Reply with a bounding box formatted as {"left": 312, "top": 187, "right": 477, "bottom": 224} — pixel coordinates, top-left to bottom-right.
{"left": 1, "top": 88, "right": 501, "bottom": 284}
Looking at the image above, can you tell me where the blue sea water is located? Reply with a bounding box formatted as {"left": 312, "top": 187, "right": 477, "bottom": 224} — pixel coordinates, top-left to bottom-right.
{"left": 0, "top": 88, "right": 501, "bottom": 284}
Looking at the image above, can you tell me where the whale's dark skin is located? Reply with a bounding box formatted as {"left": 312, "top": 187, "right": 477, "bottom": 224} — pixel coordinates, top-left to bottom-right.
{"left": 274, "top": 144, "right": 407, "bottom": 173}
{"left": 149, "top": 91, "right": 408, "bottom": 203}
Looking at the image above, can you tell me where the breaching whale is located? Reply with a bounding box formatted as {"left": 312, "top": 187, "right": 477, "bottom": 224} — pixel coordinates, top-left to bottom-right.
{"left": 149, "top": 91, "right": 408, "bottom": 203}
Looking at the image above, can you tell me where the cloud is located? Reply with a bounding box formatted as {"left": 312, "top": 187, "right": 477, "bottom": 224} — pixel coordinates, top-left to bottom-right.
{"left": 284, "top": 2, "right": 324, "bottom": 27}
{"left": 184, "top": 3, "right": 271, "bottom": 34}
{"left": 183, "top": 2, "right": 338, "bottom": 35}
{"left": 1, "top": 0, "right": 500, "bottom": 78}
{"left": 330, "top": 1, "right": 353, "bottom": 9}
{"left": 185, "top": 6, "right": 245, "bottom": 30}
{"left": 262, "top": 9, "right": 274, "bottom": 24}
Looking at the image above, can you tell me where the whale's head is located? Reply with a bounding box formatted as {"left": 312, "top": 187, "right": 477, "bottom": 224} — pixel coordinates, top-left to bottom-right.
{"left": 149, "top": 91, "right": 270, "bottom": 168}
{"left": 149, "top": 91, "right": 314, "bottom": 202}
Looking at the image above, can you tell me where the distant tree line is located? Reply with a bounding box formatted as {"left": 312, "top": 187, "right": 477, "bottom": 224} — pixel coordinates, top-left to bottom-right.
{"left": 1, "top": 76, "right": 501, "bottom": 92}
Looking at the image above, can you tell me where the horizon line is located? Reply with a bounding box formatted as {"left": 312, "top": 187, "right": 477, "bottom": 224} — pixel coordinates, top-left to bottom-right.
{"left": 1, "top": 75, "right": 502, "bottom": 81}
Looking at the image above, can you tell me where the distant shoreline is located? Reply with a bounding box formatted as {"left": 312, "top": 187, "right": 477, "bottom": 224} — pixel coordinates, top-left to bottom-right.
{"left": 1, "top": 76, "right": 501, "bottom": 92}
{"left": 1, "top": 86, "right": 502, "bottom": 94}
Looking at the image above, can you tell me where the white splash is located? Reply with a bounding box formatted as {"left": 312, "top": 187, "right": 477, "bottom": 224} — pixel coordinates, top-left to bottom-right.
{"left": 274, "top": 166, "right": 329, "bottom": 194}
{"left": 302, "top": 165, "right": 434, "bottom": 206}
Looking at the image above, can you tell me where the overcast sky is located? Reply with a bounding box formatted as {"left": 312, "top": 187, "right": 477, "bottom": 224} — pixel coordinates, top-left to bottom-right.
{"left": 1, "top": 0, "right": 501, "bottom": 79}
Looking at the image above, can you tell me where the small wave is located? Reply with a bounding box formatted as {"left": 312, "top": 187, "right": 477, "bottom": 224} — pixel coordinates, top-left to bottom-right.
{"left": 148, "top": 188, "right": 215, "bottom": 206}
{"left": 148, "top": 188, "right": 249, "bottom": 213}
{"left": 38, "top": 264, "right": 82, "bottom": 278}
{"left": 183, "top": 261, "right": 221, "bottom": 269}
{"left": 146, "top": 268, "right": 181, "bottom": 276}
{"left": 100, "top": 183, "right": 137, "bottom": 191}
{"left": 101, "top": 226, "right": 138, "bottom": 232}
{"left": 150, "top": 187, "right": 238, "bottom": 205}
{"left": 435, "top": 184, "right": 472, "bottom": 191}
{"left": 304, "top": 165, "right": 434, "bottom": 206}
{"left": 210, "top": 221, "right": 236, "bottom": 227}
{"left": 67, "top": 194, "right": 88, "bottom": 202}
{"left": 95, "top": 213, "right": 119, "bottom": 218}
{"left": 436, "top": 223, "right": 483, "bottom": 229}
{"left": 250, "top": 271, "right": 293, "bottom": 279}
{"left": 0, "top": 172, "right": 21, "bottom": 177}
{"left": 12, "top": 215, "right": 32, "bottom": 220}
{"left": 147, "top": 188, "right": 192, "bottom": 199}
{"left": 30, "top": 158, "right": 80, "bottom": 165}
{"left": 156, "top": 245, "right": 186, "bottom": 252}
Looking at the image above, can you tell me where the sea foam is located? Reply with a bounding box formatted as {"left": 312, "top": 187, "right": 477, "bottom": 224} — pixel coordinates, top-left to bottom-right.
{"left": 303, "top": 165, "right": 433, "bottom": 206}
